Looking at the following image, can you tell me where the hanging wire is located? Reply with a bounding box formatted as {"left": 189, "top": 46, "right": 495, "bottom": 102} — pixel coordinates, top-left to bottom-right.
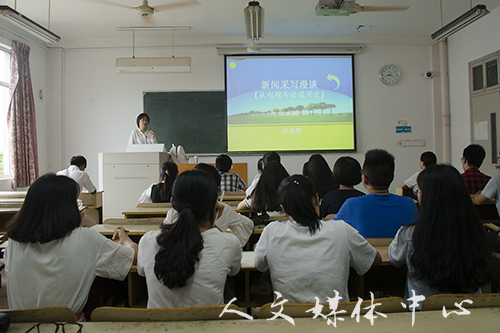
{"left": 133, "top": 31, "right": 135, "bottom": 58}
{"left": 14, "top": 0, "right": 17, "bottom": 10}
{"left": 48, "top": 0, "right": 51, "bottom": 30}
{"left": 440, "top": 0, "right": 443, "bottom": 27}
{"left": 172, "top": 30, "right": 175, "bottom": 58}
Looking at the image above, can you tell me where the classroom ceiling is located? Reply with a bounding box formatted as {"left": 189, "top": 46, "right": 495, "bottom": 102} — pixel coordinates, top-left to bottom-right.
{"left": 3, "top": 0, "right": 500, "bottom": 45}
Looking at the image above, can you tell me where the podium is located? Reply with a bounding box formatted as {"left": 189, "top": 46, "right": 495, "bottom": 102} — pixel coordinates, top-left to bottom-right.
{"left": 98, "top": 152, "right": 170, "bottom": 219}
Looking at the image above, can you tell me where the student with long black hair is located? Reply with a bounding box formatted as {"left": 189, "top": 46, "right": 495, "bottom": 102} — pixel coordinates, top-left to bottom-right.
{"left": 237, "top": 161, "right": 289, "bottom": 213}
{"left": 303, "top": 154, "right": 339, "bottom": 199}
{"left": 389, "top": 164, "right": 496, "bottom": 309}
{"left": 254, "top": 175, "right": 381, "bottom": 303}
{"left": 139, "top": 161, "right": 178, "bottom": 203}
{"left": 163, "top": 163, "right": 253, "bottom": 247}
{"left": 5, "top": 174, "right": 136, "bottom": 319}
{"left": 137, "top": 170, "right": 242, "bottom": 308}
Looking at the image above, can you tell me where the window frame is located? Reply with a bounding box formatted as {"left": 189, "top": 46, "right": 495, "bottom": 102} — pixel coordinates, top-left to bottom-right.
{"left": 0, "top": 43, "right": 12, "bottom": 178}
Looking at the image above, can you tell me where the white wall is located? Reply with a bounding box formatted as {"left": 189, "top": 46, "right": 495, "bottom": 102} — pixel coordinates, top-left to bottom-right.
{"left": 447, "top": 6, "right": 500, "bottom": 171}
{"left": 43, "top": 37, "right": 438, "bottom": 194}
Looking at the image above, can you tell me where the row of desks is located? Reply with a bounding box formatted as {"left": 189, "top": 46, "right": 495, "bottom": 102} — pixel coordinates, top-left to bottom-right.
{"left": 90, "top": 224, "right": 391, "bottom": 308}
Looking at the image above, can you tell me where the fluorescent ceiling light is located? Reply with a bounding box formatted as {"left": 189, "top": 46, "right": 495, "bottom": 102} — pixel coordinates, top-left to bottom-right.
{"left": 116, "top": 26, "right": 191, "bottom": 32}
{"left": 116, "top": 57, "right": 191, "bottom": 73}
{"left": 244, "top": 1, "right": 264, "bottom": 41}
{"left": 217, "top": 45, "right": 364, "bottom": 55}
{"left": 431, "top": 4, "right": 489, "bottom": 41}
{"left": 0, "top": 5, "right": 60, "bottom": 44}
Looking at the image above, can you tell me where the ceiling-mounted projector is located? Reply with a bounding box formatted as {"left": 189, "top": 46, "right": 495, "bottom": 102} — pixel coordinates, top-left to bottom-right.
{"left": 315, "top": 0, "right": 355, "bottom": 16}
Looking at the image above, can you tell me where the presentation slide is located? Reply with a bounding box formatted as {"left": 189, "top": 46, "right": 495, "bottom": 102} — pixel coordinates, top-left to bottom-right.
{"left": 225, "top": 54, "right": 356, "bottom": 153}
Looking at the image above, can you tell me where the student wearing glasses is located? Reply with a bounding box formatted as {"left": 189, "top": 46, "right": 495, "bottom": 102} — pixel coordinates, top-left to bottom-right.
{"left": 5, "top": 174, "right": 137, "bottom": 320}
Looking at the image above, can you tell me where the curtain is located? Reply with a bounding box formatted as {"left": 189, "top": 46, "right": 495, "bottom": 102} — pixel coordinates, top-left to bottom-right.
{"left": 7, "top": 41, "right": 39, "bottom": 188}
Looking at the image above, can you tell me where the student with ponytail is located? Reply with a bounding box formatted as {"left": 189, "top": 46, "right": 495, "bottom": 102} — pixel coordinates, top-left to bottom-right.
{"left": 137, "top": 170, "right": 242, "bottom": 308}
{"left": 139, "top": 161, "right": 178, "bottom": 203}
{"left": 254, "top": 175, "right": 381, "bottom": 303}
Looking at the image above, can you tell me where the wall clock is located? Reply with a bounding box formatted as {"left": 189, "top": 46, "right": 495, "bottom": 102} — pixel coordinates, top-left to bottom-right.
{"left": 379, "top": 65, "right": 400, "bottom": 85}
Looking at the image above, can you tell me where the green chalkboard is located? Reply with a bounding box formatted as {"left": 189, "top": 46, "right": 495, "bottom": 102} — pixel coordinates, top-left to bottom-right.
{"left": 143, "top": 91, "right": 227, "bottom": 154}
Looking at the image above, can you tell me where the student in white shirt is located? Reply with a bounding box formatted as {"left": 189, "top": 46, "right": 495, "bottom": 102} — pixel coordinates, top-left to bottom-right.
{"left": 254, "top": 174, "right": 381, "bottom": 303}
{"left": 128, "top": 113, "right": 157, "bottom": 145}
{"left": 401, "top": 151, "right": 437, "bottom": 193}
{"left": 5, "top": 173, "right": 137, "bottom": 320}
{"left": 246, "top": 152, "right": 280, "bottom": 197}
{"left": 163, "top": 163, "right": 253, "bottom": 247}
{"left": 138, "top": 170, "right": 242, "bottom": 308}
{"left": 57, "top": 155, "right": 96, "bottom": 195}
{"left": 139, "top": 162, "right": 178, "bottom": 203}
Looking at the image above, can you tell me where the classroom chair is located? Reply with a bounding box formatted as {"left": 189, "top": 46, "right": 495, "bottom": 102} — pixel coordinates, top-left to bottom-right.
{"left": 90, "top": 304, "right": 244, "bottom": 322}
{"left": 0, "top": 306, "right": 77, "bottom": 322}
{"left": 136, "top": 202, "right": 172, "bottom": 209}
{"left": 257, "top": 297, "right": 407, "bottom": 319}
{"left": 103, "top": 218, "right": 164, "bottom": 225}
{"left": 421, "top": 293, "right": 500, "bottom": 311}
{"left": 322, "top": 214, "right": 336, "bottom": 221}
{"left": 365, "top": 238, "right": 393, "bottom": 247}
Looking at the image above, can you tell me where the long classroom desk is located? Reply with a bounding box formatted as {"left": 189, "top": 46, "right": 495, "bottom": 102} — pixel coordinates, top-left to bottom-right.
{"left": 123, "top": 205, "right": 254, "bottom": 219}
{"left": 7, "top": 308, "right": 500, "bottom": 332}
{"left": 124, "top": 248, "right": 390, "bottom": 308}
{"left": 91, "top": 224, "right": 160, "bottom": 236}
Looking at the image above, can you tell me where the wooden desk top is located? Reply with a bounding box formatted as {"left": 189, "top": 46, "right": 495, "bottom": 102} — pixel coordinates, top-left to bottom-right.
{"left": 123, "top": 207, "right": 170, "bottom": 219}
{"left": 7, "top": 308, "right": 500, "bottom": 332}
{"left": 0, "top": 207, "right": 20, "bottom": 214}
{"left": 91, "top": 224, "right": 160, "bottom": 236}
{"left": 0, "top": 191, "right": 27, "bottom": 199}
{"left": 220, "top": 191, "right": 246, "bottom": 201}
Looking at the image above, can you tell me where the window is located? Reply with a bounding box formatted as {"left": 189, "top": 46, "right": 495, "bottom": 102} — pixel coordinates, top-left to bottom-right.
{"left": 470, "top": 52, "right": 500, "bottom": 95}
{"left": 0, "top": 46, "right": 11, "bottom": 176}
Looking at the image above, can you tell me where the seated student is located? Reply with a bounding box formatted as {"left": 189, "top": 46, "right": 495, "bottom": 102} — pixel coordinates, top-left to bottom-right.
{"left": 461, "top": 144, "right": 491, "bottom": 194}
{"left": 139, "top": 162, "right": 178, "bottom": 203}
{"left": 238, "top": 161, "right": 289, "bottom": 214}
{"left": 401, "top": 151, "right": 437, "bottom": 193}
{"left": 5, "top": 174, "right": 137, "bottom": 320}
{"left": 303, "top": 154, "right": 339, "bottom": 199}
{"left": 475, "top": 174, "right": 500, "bottom": 216}
{"left": 138, "top": 170, "right": 242, "bottom": 308}
{"left": 216, "top": 154, "right": 247, "bottom": 192}
{"left": 254, "top": 175, "right": 381, "bottom": 303}
{"left": 334, "top": 149, "right": 418, "bottom": 238}
{"left": 164, "top": 163, "right": 253, "bottom": 247}
{"left": 320, "top": 156, "right": 364, "bottom": 218}
{"left": 389, "top": 164, "right": 495, "bottom": 310}
{"left": 246, "top": 152, "right": 280, "bottom": 197}
{"left": 57, "top": 155, "right": 96, "bottom": 195}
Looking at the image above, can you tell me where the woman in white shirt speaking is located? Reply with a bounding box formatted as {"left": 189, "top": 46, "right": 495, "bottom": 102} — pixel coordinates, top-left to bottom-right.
{"left": 128, "top": 113, "right": 157, "bottom": 145}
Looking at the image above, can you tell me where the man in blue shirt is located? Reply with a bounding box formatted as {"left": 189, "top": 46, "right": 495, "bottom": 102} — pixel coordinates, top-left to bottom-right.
{"left": 334, "top": 149, "right": 418, "bottom": 238}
